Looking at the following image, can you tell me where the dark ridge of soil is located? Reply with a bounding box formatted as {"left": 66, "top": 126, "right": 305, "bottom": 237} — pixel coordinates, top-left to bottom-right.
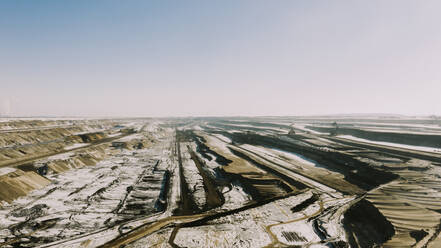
{"left": 291, "top": 194, "right": 318, "bottom": 213}
{"left": 17, "top": 163, "right": 49, "bottom": 176}
{"left": 329, "top": 241, "right": 349, "bottom": 248}
{"left": 313, "top": 219, "right": 328, "bottom": 240}
{"left": 77, "top": 132, "right": 106, "bottom": 143}
{"left": 174, "top": 134, "right": 199, "bottom": 215}
{"left": 343, "top": 199, "right": 395, "bottom": 248}
{"left": 16, "top": 163, "right": 35, "bottom": 172}
{"left": 282, "top": 231, "right": 307, "bottom": 242}
{"left": 154, "top": 170, "right": 170, "bottom": 212}
{"left": 410, "top": 229, "right": 429, "bottom": 243}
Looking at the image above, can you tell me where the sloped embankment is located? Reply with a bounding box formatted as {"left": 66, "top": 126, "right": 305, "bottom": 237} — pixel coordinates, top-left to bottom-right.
{"left": 43, "top": 144, "right": 109, "bottom": 173}
{"left": 0, "top": 127, "right": 83, "bottom": 148}
{"left": 366, "top": 176, "right": 441, "bottom": 247}
{"left": 0, "top": 144, "right": 110, "bottom": 205}
{"left": 0, "top": 169, "right": 51, "bottom": 205}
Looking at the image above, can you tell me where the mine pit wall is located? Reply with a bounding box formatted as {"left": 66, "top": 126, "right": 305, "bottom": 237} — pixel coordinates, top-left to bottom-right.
{"left": 307, "top": 126, "right": 441, "bottom": 148}
{"left": 0, "top": 120, "right": 121, "bottom": 205}
{"left": 222, "top": 131, "right": 398, "bottom": 193}
{"left": 0, "top": 170, "right": 51, "bottom": 205}
{"left": 0, "top": 127, "right": 82, "bottom": 148}
{"left": 0, "top": 144, "right": 111, "bottom": 205}
{"left": 0, "top": 142, "right": 65, "bottom": 167}
{"left": 0, "top": 119, "right": 112, "bottom": 131}
{"left": 228, "top": 148, "right": 304, "bottom": 193}
{"left": 0, "top": 131, "right": 112, "bottom": 168}
{"left": 38, "top": 144, "right": 110, "bottom": 174}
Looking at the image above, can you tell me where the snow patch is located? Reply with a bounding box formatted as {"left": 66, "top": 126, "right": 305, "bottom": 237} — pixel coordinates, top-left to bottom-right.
{"left": 337, "top": 135, "right": 441, "bottom": 153}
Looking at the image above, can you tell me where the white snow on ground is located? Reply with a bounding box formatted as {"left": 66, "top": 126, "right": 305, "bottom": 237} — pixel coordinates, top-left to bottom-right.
{"left": 221, "top": 184, "right": 252, "bottom": 211}
{"left": 64, "top": 143, "right": 88, "bottom": 150}
{"left": 224, "top": 123, "right": 287, "bottom": 133}
{"left": 46, "top": 151, "right": 75, "bottom": 160}
{"left": 169, "top": 190, "right": 347, "bottom": 248}
{"left": 355, "top": 127, "right": 441, "bottom": 136}
{"left": 189, "top": 134, "right": 252, "bottom": 211}
{"left": 319, "top": 196, "right": 356, "bottom": 241}
{"left": 143, "top": 121, "right": 160, "bottom": 132}
{"left": 235, "top": 144, "right": 341, "bottom": 196}
{"left": 116, "top": 133, "right": 143, "bottom": 142}
{"left": 200, "top": 132, "right": 232, "bottom": 155}
{"left": 174, "top": 221, "right": 272, "bottom": 248}
{"left": 181, "top": 144, "right": 206, "bottom": 209}
{"left": 107, "top": 133, "right": 121, "bottom": 137}
{"left": 0, "top": 167, "right": 16, "bottom": 176}
{"left": 212, "top": 134, "right": 232, "bottom": 143}
{"left": 337, "top": 135, "right": 441, "bottom": 153}
{"left": 240, "top": 144, "right": 317, "bottom": 167}
{"left": 192, "top": 125, "right": 203, "bottom": 130}
{"left": 295, "top": 125, "right": 329, "bottom": 135}
{"left": 341, "top": 121, "right": 441, "bottom": 129}
{"left": 72, "top": 129, "right": 106, "bottom": 135}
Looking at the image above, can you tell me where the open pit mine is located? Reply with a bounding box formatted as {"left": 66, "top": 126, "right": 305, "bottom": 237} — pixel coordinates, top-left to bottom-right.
{"left": 0, "top": 116, "right": 441, "bottom": 248}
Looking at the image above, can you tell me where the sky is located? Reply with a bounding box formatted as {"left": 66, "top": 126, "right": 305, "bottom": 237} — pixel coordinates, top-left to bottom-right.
{"left": 1, "top": 0, "right": 440, "bottom": 117}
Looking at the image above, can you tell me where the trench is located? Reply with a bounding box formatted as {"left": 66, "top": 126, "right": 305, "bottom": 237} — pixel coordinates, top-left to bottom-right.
{"left": 174, "top": 133, "right": 198, "bottom": 215}
{"left": 188, "top": 146, "right": 224, "bottom": 210}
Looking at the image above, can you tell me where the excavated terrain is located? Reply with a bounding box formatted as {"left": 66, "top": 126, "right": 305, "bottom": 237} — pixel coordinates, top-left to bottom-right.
{"left": 1, "top": 116, "right": 441, "bottom": 247}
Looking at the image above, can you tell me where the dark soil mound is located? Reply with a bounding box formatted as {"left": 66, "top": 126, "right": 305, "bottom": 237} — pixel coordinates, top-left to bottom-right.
{"left": 343, "top": 199, "right": 394, "bottom": 248}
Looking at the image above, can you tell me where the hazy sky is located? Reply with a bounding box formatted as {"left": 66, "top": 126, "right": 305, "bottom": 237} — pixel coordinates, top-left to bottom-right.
{"left": 1, "top": 1, "right": 440, "bottom": 117}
